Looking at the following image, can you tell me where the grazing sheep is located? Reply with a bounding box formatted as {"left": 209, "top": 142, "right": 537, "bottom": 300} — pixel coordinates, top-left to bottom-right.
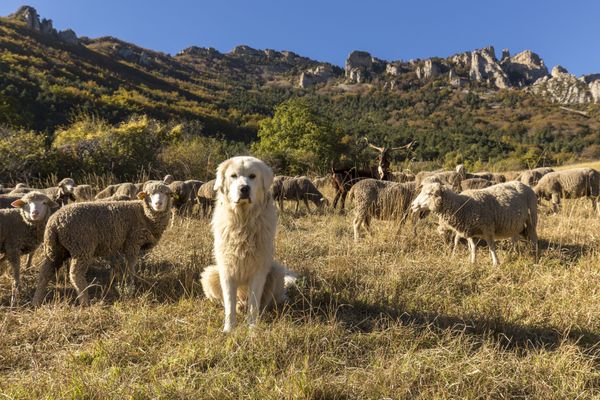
{"left": 197, "top": 179, "right": 217, "bottom": 217}
{"left": 518, "top": 167, "right": 554, "bottom": 187}
{"left": 411, "top": 181, "right": 538, "bottom": 266}
{"left": 169, "top": 179, "right": 203, "bottom": 215}
{"left": 32, "top": 182, "right": 174, "bottom": 306}
{"left": 72, "top": 184, "right": 95, "bottom": 202}
{"left": 533, "top": 168, "right": 600, "bottom": 214}
{"left": 275, "top": 176, "right": 328, "bottom": 212}
{"left": 94, "top": 184, "right": 119, "bottom": 199}
{"left": 460, "top": 178, "right": 492, "bottom": 191}
{"left": 415, "top": 170, "right": 462, "bottom": 191}
{"left": 349, "top": 179, "right": 417, "bottom": 241}
{"left": 0, "top": 192, "right": 58, "bottom": 305}
{"left": 9, "top": 178, "right": 75, "bottom": 206}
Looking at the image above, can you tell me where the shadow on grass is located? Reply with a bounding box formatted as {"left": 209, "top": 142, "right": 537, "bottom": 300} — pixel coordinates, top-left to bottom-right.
{"left": 280, "top": 270, "right": 600, "bottom": 353}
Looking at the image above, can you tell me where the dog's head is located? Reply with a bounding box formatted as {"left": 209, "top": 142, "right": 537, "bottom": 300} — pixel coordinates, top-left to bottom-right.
{"left": 214, "top": 156, "right": 274, "bottom": 208}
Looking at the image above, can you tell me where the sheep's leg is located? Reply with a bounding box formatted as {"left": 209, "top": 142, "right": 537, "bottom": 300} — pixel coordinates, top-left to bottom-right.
{"left": 220, "top": 273, "right": 237, "bottom": 333}
{"left": 527, "top": 225, "right": 539, "bottom": 263}
{"left": 591, "top": 197, "right": 599, "bottom": 216}
{"left": 247, "top": 267, "right": 269, "bottom": 328}
{"left": 32, "top": 256, "right": 63, "bottom": 307}
{"left": 451, "top": 233, "right": 461, "bottom": 257}
{"left": 467, "top": 238, "right": 476, "bottom": 264}
{"left": 69, "top": 257, "right": 92, "bottom": 306}
{"left": 364, "top": 215, "right": 373, "bottom": 237}
{"left": 486, "top": 239, "right": 500, "bottom": 266}
{"left": 353, "top": 214, "right": 363, "bottom": 242}
{"left": 7, "top": 251, "right": 21, "bottom": 307}
{"left": 294, "top": 200, "right": 300, "bottom": 213}
{"left": 551, "top": 193, "right": 561, "bottom": 213}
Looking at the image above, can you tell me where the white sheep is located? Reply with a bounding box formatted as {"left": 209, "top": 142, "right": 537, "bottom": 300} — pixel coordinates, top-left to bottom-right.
{"left": 0, "top": 192, "right": 58, "bottom": 305}
{"left": 533, "top": 168, "right": 600, "bottom": 214}
{"left": 275, "top": 176, "right": 328, "bottom": 212}
{"left": 411, "top": 181, "right": 538, "bottom": 266}
{"left": 32, "top": 182, "right": 174, "bottom": 306}
{"left": 349, "top": 179, "right": 417, "bottom": 241}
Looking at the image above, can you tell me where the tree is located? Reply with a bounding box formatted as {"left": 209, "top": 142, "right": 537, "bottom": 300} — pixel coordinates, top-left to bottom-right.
{"left": 252, "top": 98, "right": 344, "bottom": 174}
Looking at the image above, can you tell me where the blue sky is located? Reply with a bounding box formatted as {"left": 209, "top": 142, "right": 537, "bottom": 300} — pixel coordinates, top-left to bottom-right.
{"left": 1, "top": 0, "right": 599, "bottom": 76}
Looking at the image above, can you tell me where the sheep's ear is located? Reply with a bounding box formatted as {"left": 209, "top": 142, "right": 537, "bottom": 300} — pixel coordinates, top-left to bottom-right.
{"left": 213, "top": 160, "right": 230, "bottom": 193}
{"left": 49, "top": 200, "right": 60, "bottom": 209}
{"left": 137, "top": 192, "right": 147, "bottom": 200}
{"left": 11, "top": 199, "right": 25, "bottom": 208}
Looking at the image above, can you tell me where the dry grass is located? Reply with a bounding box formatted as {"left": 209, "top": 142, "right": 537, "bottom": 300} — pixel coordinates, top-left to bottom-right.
{"left": 1, "top": 195, "right": 600, "bottom": 399}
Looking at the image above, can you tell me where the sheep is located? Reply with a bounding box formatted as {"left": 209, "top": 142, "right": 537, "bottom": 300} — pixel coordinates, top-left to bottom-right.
{"left": 9, "top": 178, "right": 75, "bottom": 206}
{"left": 415, "top": 170, "right": 462, "bottom": 191}
{"left": 518, "top": 167, "right": 554, "bottom": 187}
{"left": 275, "top": 176, "right": 328, "bottom": 212}
{"left": 411, "top": 181, "right": 538, "bottom": 266}
{"left": 169, "top": 179, "right": 203, "bottom": 215}
{"left": 197, "top": 179, "right": 217, "bottom": 217}
{"left": 533, "top": 168, "right": 600, "bottom": 214}
{"left": 0, "top": 192, "right": 58, "bottom": 305}
{"left": 32, "top": 182, "right": 174, "bottom": 306}
{"left": 72, "top": 184, "right": 95, "bottom": 202}
{"left": 0, "top": 194, "right": 24, "bottom": 209}
{"left": 349, "top": 179, "right": 417, "bottom": 241}
{"left": 460, "top": 178, "right": 492, "bottom": 191}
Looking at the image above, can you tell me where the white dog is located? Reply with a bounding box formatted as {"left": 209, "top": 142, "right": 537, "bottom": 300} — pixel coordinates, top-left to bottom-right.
{"left": 201, "top": 156, "right": 295, "bottom": 332}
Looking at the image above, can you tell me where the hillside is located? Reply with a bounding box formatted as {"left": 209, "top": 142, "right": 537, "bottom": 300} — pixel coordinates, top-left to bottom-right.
{"left": 0, "top": 5, "right": 599, "bottom": 175}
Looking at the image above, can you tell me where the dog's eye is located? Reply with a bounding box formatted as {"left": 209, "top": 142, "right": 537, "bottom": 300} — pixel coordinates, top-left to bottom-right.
{"left": 230, "top": 174, "right": 237, "bottom": 178}
{"left": 249, "top": 174, "right": 256, "bottom": 179}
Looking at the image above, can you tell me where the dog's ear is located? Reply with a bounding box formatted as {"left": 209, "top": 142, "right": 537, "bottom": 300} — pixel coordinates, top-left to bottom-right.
{"left": 213, "top": 159, "right": 230, "bottom": 194}
{"left": 260, "top": 162, "right": 274, "bottom": 193}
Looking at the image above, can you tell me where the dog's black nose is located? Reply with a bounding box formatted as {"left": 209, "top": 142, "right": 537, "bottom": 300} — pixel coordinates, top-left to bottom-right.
{"left": 239, "top": 185, "right": 250, "bottom": 197}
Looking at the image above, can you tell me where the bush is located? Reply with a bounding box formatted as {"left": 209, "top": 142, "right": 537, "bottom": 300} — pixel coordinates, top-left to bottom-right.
{"left": 0, "top": 126, "right": 55, "bottom": 182}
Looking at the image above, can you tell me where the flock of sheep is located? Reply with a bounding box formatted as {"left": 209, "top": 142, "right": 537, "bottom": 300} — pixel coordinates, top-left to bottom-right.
{"left": 0, "top": 163, "right": 598, "bottom": 307}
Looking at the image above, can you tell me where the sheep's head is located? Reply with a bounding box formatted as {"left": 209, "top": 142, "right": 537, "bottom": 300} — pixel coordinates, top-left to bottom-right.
{"left": 137, "top": 182, "right": 173, "bottom": 212}
{"left": 11, "top": 192, "right": 58, "bottom": 222}
{"left": 411, "top": 182, "right": 444, "bottom": 213}
{"left": 163, "top": 174, "right": 174, "bottom": 185}
{"left": 214, "top": 156, "right": 274, "bottom": 208}
{"left": 58, "top": 178, "right": 75, "bottom": 194}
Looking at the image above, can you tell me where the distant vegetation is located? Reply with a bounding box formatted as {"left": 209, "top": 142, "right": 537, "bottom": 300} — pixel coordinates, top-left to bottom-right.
{"left": 0, "top": 15, "right": 599, "bottom": 182}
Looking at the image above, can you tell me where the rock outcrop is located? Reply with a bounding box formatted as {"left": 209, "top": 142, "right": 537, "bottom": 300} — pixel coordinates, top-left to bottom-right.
{"left": 502, "top": 50, "right": 548, "bottom": 86}
{"left": 416, "top": 59, "right": 442, "bottom": 80}
{"left": 468, "top": 47, "right": 510, "bottom": 89}
{"left": 299, "top": 65, "right": 335, "bottom": 88}
{"left": 345, "top": 51, "right": 373, "bottom": 83}
{"left": 532, "top": 66, "right": 594, "bottom": 104}
{"left": 9, "top": 6, "right": 78, "bottom": 45}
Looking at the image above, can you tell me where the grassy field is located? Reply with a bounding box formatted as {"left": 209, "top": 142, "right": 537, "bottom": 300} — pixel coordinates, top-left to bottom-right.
{"left": 1, "top": 190, "right": 600, "bottom": 399}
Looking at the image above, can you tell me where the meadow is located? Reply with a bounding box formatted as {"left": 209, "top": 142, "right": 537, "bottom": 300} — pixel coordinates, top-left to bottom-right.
{"left": 1, "top": 185, "right": 600, "bottom": 399}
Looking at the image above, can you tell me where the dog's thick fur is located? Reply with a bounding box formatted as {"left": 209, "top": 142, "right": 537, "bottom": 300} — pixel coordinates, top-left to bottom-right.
{"left": 201, "top": 156, "right": 295, "bottom": 332}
